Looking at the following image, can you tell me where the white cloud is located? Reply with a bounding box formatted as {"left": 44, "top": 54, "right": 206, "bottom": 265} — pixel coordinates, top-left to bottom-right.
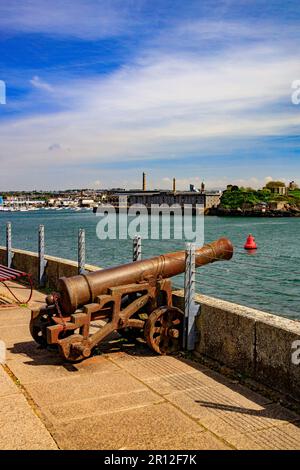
{"left": 0, "top": 0, "right": 133, "bottom": 39}
{"left": 1, "top": 14, "right": 300, "bottom": 189}
{"left": 159, "top": 176, "right": 267, "bottom": 191}
{"left": 30, "top": 76, "right": 54, "bottom": 92}
{"left": 2, "top": 46, "right": 300, "bottom": 166}
{"left": 92, "top": 180, "right": 102, "bottom": 188}
{"left": 264, "top": 176, "right": 287, "bottom": 185}
{"left": 264, "top": 176, "right": 274, "bottom": 184}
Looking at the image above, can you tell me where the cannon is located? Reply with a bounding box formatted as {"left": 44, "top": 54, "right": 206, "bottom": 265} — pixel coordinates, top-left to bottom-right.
{"left": 30, "top": 238, "right": 233, "bottom": 361}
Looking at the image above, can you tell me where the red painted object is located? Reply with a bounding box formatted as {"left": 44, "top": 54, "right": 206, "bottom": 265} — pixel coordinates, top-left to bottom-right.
{"left": 0, "top": 264, "right": 33, "bottom": 303}
{"left": 244, "top": 234, "right": 257, "bottom": 250}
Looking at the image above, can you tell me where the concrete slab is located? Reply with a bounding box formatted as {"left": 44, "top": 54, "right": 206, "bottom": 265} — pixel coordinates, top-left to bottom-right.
{"left": 0, "top": 307, "right": 31, "bottom": 326}
{"left": 25, "top": 369, "right": 148, "bottom": 406}
{"left": 73, "top": 355, "right": 121, "bottom": 374}
{"left": 5, "top": 339, "right": 59, "bottom": 361}
{"left": 43, "top": 389, "right": 164, "bottom": 424}
{"left": 0, "top": 394, "right": 57, "bottom": 450}
{"left": 167, "top": 386, "right": 263, "bottom": 422}
{"left": 6, "top": 353, "right": 121, "bottom": 386}
{"left": 0, "top": 366, "right": 20, "bottom": 397}
{"left": 52, "top": 402, "right": 227, "bottom": 450}
{"left": 244, "top": 422, "right": 300, "bottom": 450}
{"left": 7, "top": 355, "right": 79, "bottom": 383}
{"left": 108, "top": 354, "right": 211, "bottom": 387}
{"left": 198, "top": 402, "right": 300, "bottom": 448}
{"left": 0, "top": 324, "right": 32, "bottom": 347}
{"left": 139, "top": 371, "right": 217, "bottom": 395}
{"left": 110, "top": 355, "right": 271, "bottom": 406}
{"left": 110, "top": 354, "right": 207, "bottom": 378}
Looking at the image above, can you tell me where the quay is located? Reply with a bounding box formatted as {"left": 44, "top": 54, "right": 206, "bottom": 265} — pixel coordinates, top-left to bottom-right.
{"left": 1, "top": 281, "right": 300, "bottom": 450}
{"left": 1, "top": 248, "right": 300, "bottom": 449}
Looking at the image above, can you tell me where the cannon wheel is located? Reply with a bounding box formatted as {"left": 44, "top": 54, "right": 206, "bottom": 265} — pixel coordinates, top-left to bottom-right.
{"left": 30, "top": 311, "right": 74, "bottom": 347}
{"left": 30, "top": 311, "right": 52, "bottom": 347}
{"left": 144, "top": 306, "right": 183, "bottom": 355}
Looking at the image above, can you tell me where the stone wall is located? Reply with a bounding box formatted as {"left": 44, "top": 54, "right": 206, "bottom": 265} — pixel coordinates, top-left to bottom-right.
{"left": 173, "top": 291, "right": 300, "bottom": 402}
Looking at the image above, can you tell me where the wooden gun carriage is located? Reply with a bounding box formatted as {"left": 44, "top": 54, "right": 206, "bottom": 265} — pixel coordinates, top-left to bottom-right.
{"left": 30, "top": 238, "right": 233, "bottom": 361}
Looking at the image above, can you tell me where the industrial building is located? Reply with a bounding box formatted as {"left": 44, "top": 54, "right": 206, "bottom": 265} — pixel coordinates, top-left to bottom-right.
{"left": 104, "top": 174, "right": 221, "bottom": 210}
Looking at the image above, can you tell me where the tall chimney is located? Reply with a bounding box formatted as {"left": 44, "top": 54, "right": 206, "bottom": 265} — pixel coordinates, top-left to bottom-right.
{"left": 173, "top": 177, "right": 176, "bottom": 192}
{"left": 142, "top": 172, "right": 146, "bottom": 191}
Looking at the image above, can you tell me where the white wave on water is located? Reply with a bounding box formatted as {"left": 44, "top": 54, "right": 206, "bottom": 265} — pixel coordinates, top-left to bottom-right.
{"left": 226, "top": 221, "right": 289, "bottom": 227}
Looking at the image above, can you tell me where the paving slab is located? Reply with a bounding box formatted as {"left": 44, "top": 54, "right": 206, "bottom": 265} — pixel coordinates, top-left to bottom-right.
{"left": 43, "top": 389, "right": 165, "bottom": 424}
{"left": 197, "top": 402, "right": 300, "bottom": 449}
{"left": 5, "top": 340, "right": 62, "bottom": 361}
{"left": 6, "top": 343, "right": 119, "bottom": 383}
{"left": 0, "top": 388, "right": 57, "bottom": 449}
{"left": 0, "top": 307, "right": 31, "bottom": 325}
{"left": 137, "top": 370, "right": 218, "bottom": 395}
{"left": 0, "top": 366, "right": 20, "bottom": 397}
{"left": 109, "top": 354, "right": 208, "bottom": 380}
{"left": 109, "top": 354, "right": 271, "bottom": 406}
{"left": 244, "top": 422, "right": 300, "bottom": 450}
{"left": 52, "top": 402, "right": 228, "bottom": 450}
{"left": 25, "top": 369, "right": 148, "bottom": 406}
{"left": 1, "top": 284, "right": 300, "bottom": 450}
{"left": 0, "top": 323, "right": 32, "bottom": 347}
{"left": 166, "top": 386, "right": 270, "bottom": 423}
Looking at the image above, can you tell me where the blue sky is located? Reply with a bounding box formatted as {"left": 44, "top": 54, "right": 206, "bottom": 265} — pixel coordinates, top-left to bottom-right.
{"left": 0, "top": 0, "right": 300, "bottom": 190}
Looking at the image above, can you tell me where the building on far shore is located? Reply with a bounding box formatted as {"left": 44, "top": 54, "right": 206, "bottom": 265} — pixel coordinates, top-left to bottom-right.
{"left": 104, "top": 188, "right": 221, "bottom": 210}
{"left": 79, "top": 198, "right": 95, "bottom": 207}
{"left": 268, "top": 201, "right": 287, "bottom": 211}
{"left": 205, "top": 192, "right": 222, "bottom": 209}
{"left": 263, "top": 181, "right": 288, "bottom": 196}
{"left": 289, "top": 181, "right": 298, "bottom": 190}
{"left": 100, "top": 174, "right": 222, "bottom": 210}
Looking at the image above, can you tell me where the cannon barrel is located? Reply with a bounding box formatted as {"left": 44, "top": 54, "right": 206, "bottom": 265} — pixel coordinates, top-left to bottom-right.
{"left": 53, "top": 237, "right": 233, "bottom": 315}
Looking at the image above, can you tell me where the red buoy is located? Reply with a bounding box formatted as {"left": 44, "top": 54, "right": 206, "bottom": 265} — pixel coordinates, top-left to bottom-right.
{"left": 244, "top": 234, "right": 257, "bottom": 250}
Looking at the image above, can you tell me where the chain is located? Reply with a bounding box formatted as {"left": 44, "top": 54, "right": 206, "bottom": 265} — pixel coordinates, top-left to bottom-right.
{"left": 52, "top": 292, "right": 67, "bottom": 330}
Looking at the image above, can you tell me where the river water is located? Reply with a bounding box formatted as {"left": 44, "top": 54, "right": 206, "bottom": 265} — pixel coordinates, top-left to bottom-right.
{"left": 0, "top": 209, "right": 299, "bottom": 319}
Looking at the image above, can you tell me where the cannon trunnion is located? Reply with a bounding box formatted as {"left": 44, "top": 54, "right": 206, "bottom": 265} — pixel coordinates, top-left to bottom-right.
{"left": 30, "top": 238, "right": 233, "bottom": 361}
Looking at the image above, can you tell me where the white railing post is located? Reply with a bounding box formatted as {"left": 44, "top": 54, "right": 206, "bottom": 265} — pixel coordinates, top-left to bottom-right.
{"left": 184, "top": 242, "right": 198, "bottom": 350}
{"left": 38, "top": 224, "right": 46, "bottom": 286}
{"left": 6, "top": 222, "right": 12, "bottom": 268}
{"left": 133, "top": 235, "right": 142, "bottom": 261}
{"left": 78, "top": 228, "right": 86, "bottom": 274}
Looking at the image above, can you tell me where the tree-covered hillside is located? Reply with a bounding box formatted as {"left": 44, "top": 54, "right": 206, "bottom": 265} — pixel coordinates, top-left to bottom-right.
{"left": 220, "top": 186, "right": 300, "bottom": 210}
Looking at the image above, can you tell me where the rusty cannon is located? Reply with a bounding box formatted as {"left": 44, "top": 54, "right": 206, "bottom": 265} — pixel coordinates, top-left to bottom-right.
{"left": 30, "top": 237, "right": 233, "bottom": 361}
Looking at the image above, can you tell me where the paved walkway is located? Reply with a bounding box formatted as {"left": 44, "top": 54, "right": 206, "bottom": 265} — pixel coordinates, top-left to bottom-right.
{"left": 1, "top": 282, "right": 300, "bottom": 450}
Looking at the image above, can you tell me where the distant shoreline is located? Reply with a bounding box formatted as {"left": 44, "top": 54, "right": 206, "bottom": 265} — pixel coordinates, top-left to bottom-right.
{"left": 208, "top": 208, "right": 300, "bottom": 217}
{"left": 92, "top": 205, "right": 300, "bottom": 217}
